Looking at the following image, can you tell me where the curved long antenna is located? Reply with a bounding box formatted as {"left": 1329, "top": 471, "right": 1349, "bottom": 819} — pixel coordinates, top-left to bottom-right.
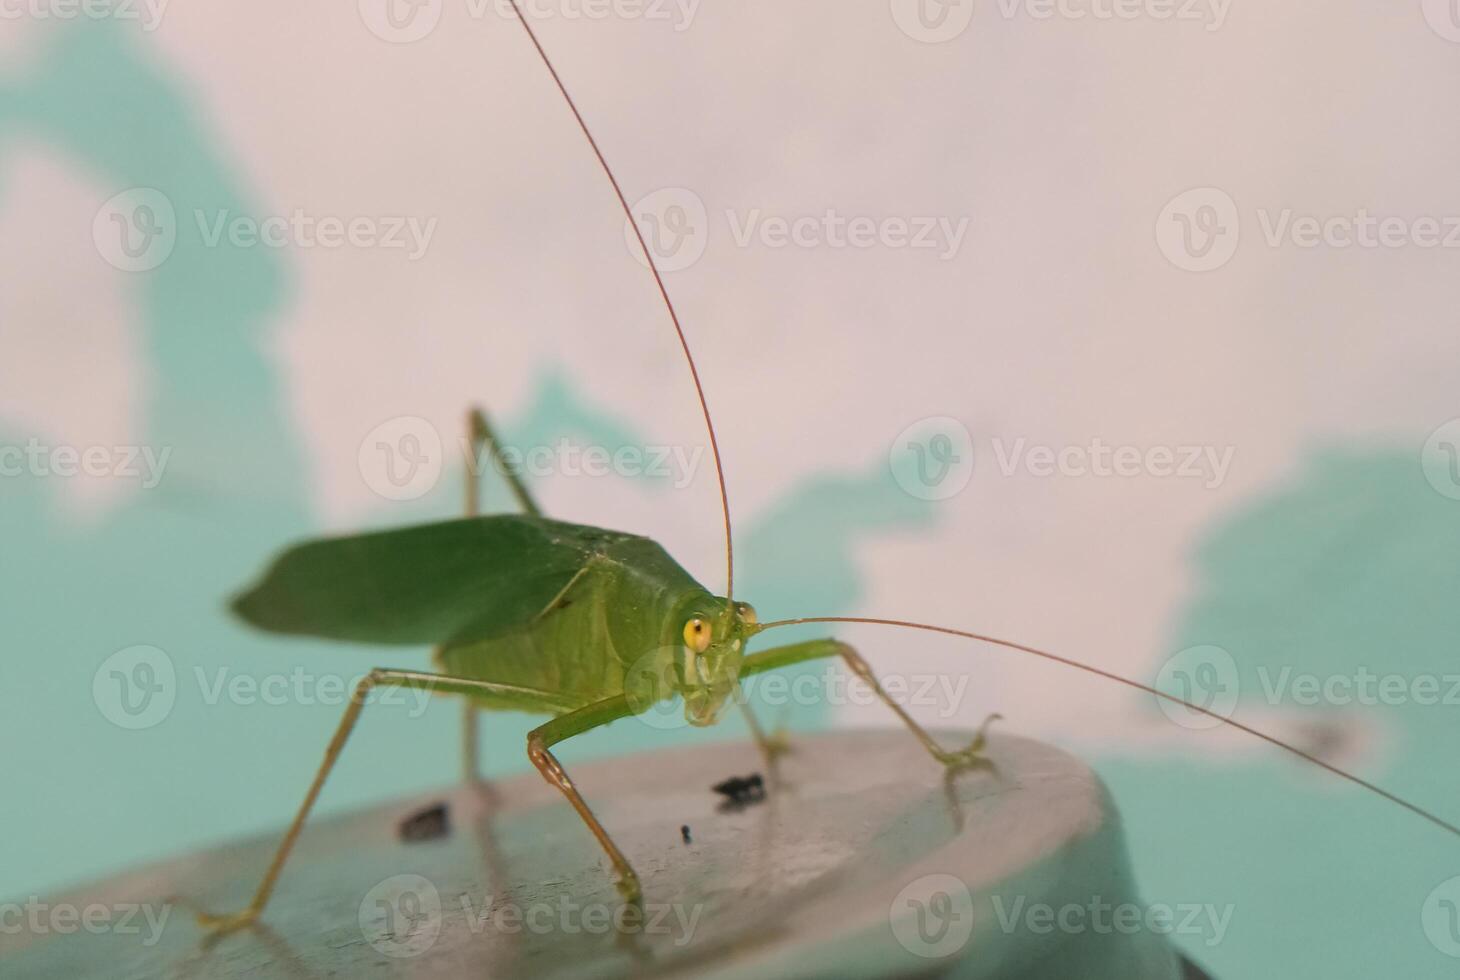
{"left": 506, "top": 3, "right": 735, "bottom": 599}
{"left": 755, "top": 615, "right": 1460, "bottom": 841}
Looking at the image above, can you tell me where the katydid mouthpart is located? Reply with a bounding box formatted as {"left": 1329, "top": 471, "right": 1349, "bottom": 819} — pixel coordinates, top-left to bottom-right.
{"left": 196, "top": 0, "right": 1460, "bottom": 937}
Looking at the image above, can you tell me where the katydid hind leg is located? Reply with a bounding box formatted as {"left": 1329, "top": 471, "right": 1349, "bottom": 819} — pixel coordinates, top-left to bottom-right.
{"left": 468, "top": 406, "right": 542, "bottom": 517}
{"left": 196, "top": 669, "right": 566, "bottom": 934}
{"left": 739, "top": 638, "right": 1001, "bottom": 770}
{"left": 457, "top": 406, "right": 543, "bottom": 785}
{"left": 462, "top": 701, "right": 485, "bottom": 785}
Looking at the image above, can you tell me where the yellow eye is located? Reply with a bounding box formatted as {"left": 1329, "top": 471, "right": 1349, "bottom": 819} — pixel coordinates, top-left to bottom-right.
{"left": 736, "top": 603, "right": 758, "bottom": 625}
{"left": 683, "top": 617, "right": 711, "bottom": 654}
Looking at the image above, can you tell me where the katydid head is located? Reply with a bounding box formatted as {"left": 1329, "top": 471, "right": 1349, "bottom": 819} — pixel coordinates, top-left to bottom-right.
{"left": 675, "top": 599, "right": 759, "bottom": 727}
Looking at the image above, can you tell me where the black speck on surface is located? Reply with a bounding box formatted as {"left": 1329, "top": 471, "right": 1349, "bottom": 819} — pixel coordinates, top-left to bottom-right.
{"left": 398, "top": 801, "right": 450, "bottom": 842}
{"left": 711, "top": 773, "right": 766, "bottom": 811}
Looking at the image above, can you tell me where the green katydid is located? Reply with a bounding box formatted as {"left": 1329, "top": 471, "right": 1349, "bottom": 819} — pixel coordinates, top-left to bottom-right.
{"left": 198, "top": 1, "right": 1460, "bottom": 935}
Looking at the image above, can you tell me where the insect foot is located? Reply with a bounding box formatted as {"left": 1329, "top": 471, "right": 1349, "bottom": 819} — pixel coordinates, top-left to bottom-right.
{"left": 615, "top": 868, "right": 643, "bottom": 906}
{"left": 762, "top": 727, "right": 793, "bottom": 761}
{"left": 195, "top": 907, "right": 259, "bottom": 935}
{"left": 934, "top": 713, "right": 1004, "bottom": 771}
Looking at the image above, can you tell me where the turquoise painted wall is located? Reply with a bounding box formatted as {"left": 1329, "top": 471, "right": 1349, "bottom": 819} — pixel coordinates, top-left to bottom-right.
{"left": 0, "top": 21, "right": 930, "bottom": 906}
{"left": 5, "top": 21, "right": 1458, "bottom": 980}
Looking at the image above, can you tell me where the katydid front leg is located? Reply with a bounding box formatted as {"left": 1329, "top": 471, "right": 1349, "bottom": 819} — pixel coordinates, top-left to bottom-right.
{"left": 739, "top": 638, "right": 1001, "bottom": 770}
{"left": 736, "top": 698, "right": 793, "bottom": 765}
{"left": 526, "top": 697, "right": 643, "bottom": 904}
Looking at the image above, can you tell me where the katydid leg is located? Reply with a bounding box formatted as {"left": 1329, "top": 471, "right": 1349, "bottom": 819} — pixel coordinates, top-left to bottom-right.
{"left": 526, "top": 697, "right": 641, "bottom": 903}
{"left": 735, "top": 698, "right": 791, "bottom": 764}
{"left": 462, "top": 703, "right": 483, "bottom": 783}
{"left": 740, "top": 638, "right": 1001, "bottom": 769}
{"left": 458, "top": 406, "right": 545, "bottom": 783}
{"left": 468, "top": 406, "right": 541, "bottom": 517}
{"left": 197, "top": 669, "right": 561, "bottom": 934}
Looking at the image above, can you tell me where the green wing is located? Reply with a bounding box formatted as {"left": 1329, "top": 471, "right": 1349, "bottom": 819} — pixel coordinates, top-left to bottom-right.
{"left": 231, "top": 515, "right": 653, "bottom": 647}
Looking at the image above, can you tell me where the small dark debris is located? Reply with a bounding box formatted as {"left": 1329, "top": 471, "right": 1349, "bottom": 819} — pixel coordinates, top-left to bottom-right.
{"left": 711, "top": 773, "right": 765, "bottom": 811}
{"left": 680, "top": 824, "right": 692, "bottom": 845}
{"left": 398, "top": 801, "right": 450, "bottom": 842}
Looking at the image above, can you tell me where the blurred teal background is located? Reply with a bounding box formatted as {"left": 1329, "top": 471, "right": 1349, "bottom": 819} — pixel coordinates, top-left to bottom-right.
{"left": 5, "top": 15, "right": 1460, "bottom": 980}
{"left": 1100, "top": 448, "right": 1460, "bottom": 978}
{"left": 0, "top": 14, "right": 932, "bottom": 916}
